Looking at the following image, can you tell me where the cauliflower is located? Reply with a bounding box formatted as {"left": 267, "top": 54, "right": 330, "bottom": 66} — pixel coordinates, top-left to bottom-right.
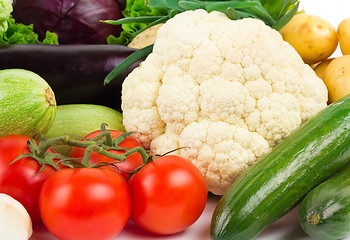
{"left": 121, "top": 9, "right": 328, "bottom": 195}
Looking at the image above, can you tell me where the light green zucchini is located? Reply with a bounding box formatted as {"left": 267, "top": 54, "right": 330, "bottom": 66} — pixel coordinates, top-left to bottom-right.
{"left": 0, "top": 69, "right": 56, "bottom": 137}
{"left": 46, "top": 104, "right": 125, "bottom": 155}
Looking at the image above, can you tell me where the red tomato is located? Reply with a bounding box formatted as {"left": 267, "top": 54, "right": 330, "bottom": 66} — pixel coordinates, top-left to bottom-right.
{"left": 39, "top": 167, "right": 131, "bottom": 240}
{"left": 69, "top": 130, "right": 144, "bottom": 181}
{"left": 0, "top": 135, "right": 57, "bottom": 225}
{"left": 128, "top": 155, "right": 208, "bottom": 235}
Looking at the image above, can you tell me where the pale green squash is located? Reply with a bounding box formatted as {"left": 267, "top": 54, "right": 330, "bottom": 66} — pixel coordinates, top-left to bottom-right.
{"left": 0, "top": 69, "right": 56, "bottom": 137}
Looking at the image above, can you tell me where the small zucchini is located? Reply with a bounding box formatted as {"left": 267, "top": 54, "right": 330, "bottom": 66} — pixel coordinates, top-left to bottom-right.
{"left": 299, "top": 162, "right": 350, "bottom": 240}
{"left": 0, "top": 69, "right": 56, "bottom": 137}
{"left": 46, "top": 104, "right": 125, "bottom": 155}
{"left": 210, "top": 94, "right": 350, "bottom": 240}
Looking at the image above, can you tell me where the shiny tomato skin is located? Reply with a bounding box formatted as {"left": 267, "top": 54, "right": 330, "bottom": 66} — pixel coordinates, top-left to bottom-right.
{"left": 69, "top": 130, "right": 144, "bottom": 181}
{"left": 0, "top": 134, "right": 57, "bottom": 225}
{"left": 39, "top": 167, "right": 131, "bottom": 240}
{"left": 128, "top": 155, "right": 208, "bottom": 235}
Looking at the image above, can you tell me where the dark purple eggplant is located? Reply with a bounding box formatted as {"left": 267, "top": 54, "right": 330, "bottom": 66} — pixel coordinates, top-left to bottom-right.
{"left": 0, "top": 44, "right": 138, "bottom": 111}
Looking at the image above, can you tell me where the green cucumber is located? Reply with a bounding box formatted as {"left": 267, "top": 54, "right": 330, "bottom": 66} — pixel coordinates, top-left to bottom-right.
{"left": 0, "top": 69, "right": 56, "bottom": 137}
{"left": 210, "top": 94, "right": 350, "bottom": 240}
{"left": 299, "top": 162, "right": 350, "bottom": 240}
{"left": 46, "top": 104, "right": 125, "bottom": 155}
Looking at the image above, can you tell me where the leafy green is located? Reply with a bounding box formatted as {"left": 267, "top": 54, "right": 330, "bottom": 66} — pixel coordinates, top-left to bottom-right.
{"left": 107, "top": 0, "right": 299, "bottom": 43}
{"left": 0, "top": 0, "right": 58, "bottom": 45}
{"left": 42, "top": 31, "right": 59, "bottom": 45}
{"left": 107, "top": 0, "right": 168, "bottom": 45}
{"left": 106, "top": 31, "right": 134, "bottom": 45}
{"left": 271, "top": 0, "right": 299, "bottom": 31}
{"left": 0, "top": 16, "right": 58, "bottom": 44}
{"left": 260, "top": 0, "right": 298, "bottom": 20}
{"left": 0, "top": 0, "right": 12, "bottom": 33}
{"left": 260, "top": 0, "right": 284, "bottom": 19}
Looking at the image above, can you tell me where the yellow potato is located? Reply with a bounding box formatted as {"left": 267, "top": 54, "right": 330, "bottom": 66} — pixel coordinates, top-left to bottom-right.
{"left": 323, "top": 55, "right": 350, "bottom": 103}
{"left": 338, "top": 17, "right": 350, "bottom": 55}
{"left": 280, "top": 14, "right": 338, "bottom": 64}
{"left": 128, "top": 24, "right": 163, "bottom": 49}
{"left": 313, "top": 58, "right": 334, "bottom": 79}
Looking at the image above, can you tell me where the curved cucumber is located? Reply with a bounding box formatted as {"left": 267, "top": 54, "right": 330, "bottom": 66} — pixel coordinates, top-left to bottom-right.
{"left": 46, "top": 104, "right": 125, "bottom": 155}
{"left": 299, "top": 162, "right": 350, "bottom": 240}
{"left": 0, "top": 69, "right": 56, "bottom": 137}
{"left": 210, "top": 94, "right": 350, "bottom": 240}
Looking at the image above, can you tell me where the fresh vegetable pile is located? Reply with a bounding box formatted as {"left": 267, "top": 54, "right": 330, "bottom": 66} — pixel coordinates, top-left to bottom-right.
{"left": 1, "top": 0, "right": 350, "bottom": 239}
{"left": 211, "top": 93, "right": 350, "bottom": 239}
{"left": 0, "top": 122, "right": 208, "bottom": 239}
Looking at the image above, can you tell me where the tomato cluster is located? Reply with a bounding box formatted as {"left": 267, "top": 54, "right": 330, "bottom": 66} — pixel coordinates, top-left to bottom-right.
{"left": 0, "top": 130, "right": 208, "bottom": 240}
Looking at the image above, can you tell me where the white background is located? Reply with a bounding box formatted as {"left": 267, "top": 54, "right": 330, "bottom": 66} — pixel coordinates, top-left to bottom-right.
{"left": 30, "top": 1, "right": 350, "bottom": 239}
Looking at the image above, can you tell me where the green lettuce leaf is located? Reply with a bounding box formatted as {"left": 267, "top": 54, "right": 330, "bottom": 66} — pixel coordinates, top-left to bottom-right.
{"left": 0, "top": 0, "right": 13, "bottom": 32}
{"left": 0, "top": 16, "right": 58, "bottom": 45}
{"left": 108, "top": 0, "right": 168, "bottom": 45}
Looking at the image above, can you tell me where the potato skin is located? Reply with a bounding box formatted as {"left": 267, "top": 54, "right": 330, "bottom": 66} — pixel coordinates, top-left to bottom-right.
{"left": 313, "top": 58, "right": 334, "bottom": 79}
{"left": 338, "top": 17, "right": 350, "bottom": 55}
{"left": 323, "top": 55, "right": 350, "bottom": 103}
{"left": 280, "top": 14, "right": 338, "bottom": 64}
{"left": 128, "top": 24, "right": 163, "bottom": 49}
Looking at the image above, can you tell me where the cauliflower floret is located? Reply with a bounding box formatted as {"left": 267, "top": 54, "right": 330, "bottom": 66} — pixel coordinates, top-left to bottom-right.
{"left": 121, "top": 10, "right": 328, "bottom": 195}
{"left": 178, "top": 120, "right": 269, "bottom": 194}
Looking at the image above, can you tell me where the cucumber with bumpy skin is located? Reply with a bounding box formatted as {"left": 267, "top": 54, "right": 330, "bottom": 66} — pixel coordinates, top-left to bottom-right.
{"left": 299, "top": 162, "right": 350, "bottom": 240}
{"left": 0, "top": 69, "right": 56, "bottom": 137}
{"left": 210, "top": 94, "right": 350, "bottom": 240}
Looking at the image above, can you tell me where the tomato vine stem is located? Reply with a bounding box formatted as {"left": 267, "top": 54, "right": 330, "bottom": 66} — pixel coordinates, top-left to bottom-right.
{"left": 14, "top": 124, "right": 150, "bottom": 176}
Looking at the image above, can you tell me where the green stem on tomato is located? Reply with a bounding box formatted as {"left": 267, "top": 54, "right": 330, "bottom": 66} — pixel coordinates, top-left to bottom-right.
{"left": 37, "top": 129, "right": 150, "bottom": 168}
{"left": 89, "top": 125, "right": 114, "bottom": 146}
{"left": 12, "top": 124, "right": 151, "bottom": 174}
{"left": 81, "top": 144, "right": 149, "bottom": 167}
{"left": 11, "top": 140, "right": 61, "bottom": 172}
{"left": 81, "top": 145, "right": 95, "bottom": 166}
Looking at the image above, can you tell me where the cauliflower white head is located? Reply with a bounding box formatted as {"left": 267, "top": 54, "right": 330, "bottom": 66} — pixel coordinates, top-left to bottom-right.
{"left": 121, "top": 10, "right": 328, "bottom": 195}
